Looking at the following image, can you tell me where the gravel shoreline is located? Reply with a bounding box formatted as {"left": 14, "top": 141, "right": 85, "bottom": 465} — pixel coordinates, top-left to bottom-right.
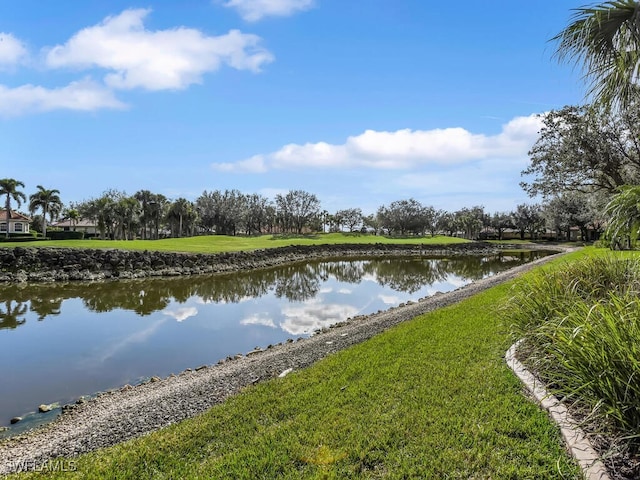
{"left": 0, "top": 245, "right": 573, "bottom": 474}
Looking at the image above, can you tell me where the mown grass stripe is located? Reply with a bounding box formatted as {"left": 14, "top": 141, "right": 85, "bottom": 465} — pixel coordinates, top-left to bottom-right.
{"left": 1, "top": 233, "right": 468, "bottom": 254}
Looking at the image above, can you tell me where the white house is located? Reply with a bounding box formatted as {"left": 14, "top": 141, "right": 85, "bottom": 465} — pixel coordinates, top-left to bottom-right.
{"left": 50, "top": 217, "right": 98, "bottom": 235}
{"left": 0, "top": 210, "right": 31, "bottom": 234}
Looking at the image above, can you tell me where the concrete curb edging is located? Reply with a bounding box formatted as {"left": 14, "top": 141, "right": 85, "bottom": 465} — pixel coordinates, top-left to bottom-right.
{"left": 506, "top": 342, "right": 610, "bottom": 480}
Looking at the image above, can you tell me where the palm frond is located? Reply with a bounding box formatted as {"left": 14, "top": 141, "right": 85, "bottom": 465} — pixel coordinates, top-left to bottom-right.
{"left": 553, "top": 0, "right": 640, "bottom": 108}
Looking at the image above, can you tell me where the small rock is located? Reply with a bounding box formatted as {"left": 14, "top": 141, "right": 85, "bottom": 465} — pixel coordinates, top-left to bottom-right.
{"left": 38, "top": 404, "right": 53, "bottom": 413}
{"left": 10, "top": 417, "right": 22, "bottom": 424}
{"left": 149, "top": 376, "right": 161, "bottom": 382}
{"left": 278, "top": 368, "right": 293, "bottom": 378}
{"left": 0, "top": 426, "right": 9, "bottom": 432}
{"left": 195, "top": 365, "right": 207, "bottom": 371}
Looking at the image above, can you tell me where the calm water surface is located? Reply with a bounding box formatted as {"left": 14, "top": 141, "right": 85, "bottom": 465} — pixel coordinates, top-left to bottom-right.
{"left": 0, "top": 252, "right": 548, "bottom": 433}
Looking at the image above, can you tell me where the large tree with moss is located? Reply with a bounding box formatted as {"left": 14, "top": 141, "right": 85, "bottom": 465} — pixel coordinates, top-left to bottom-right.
{"left": 522, "top": 105, "right": 640, "bottom": 198}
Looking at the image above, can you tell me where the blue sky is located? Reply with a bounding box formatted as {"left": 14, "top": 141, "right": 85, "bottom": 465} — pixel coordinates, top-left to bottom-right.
{"left": 0, "top": 0, "right": 584, "bottom": 215}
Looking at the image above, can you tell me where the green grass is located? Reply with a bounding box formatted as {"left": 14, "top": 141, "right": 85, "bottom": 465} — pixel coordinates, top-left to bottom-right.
{"left": 1, "top": 233, "right": 468, "bottom": 254}
{"left": 506, "top": 247, "right": 640, "bottom": 449}
{"left": 10, "top": 251, "right": 585, "bottom": 479}
{"left": 486, "top": 239, "right": 537, "bottom": 244}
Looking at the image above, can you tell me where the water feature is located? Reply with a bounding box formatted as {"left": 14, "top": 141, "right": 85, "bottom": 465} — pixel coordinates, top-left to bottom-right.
{"left": 0, "top": 251, "right": 549, "bottom": 434}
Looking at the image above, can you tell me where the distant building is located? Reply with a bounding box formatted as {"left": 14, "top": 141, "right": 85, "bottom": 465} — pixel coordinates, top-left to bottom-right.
{"left": 50, "top": 218, "right": 99, "bottom": 236}
{"left": 0, "top": 210, "right": 31, "bottom": 234}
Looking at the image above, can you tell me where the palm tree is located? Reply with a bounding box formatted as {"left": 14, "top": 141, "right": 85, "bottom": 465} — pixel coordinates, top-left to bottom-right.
{"left": 63, "top": 207, "right": 80, "bottom": 231}
{"left": 166, "top": 198, "right": 196, "bottom": 237}
{"left": 604, "top": 184, "right": 640, "bottom": 247}
{"left": 148, "top": 193, "right": 168, "bottom": 239}
{"left": 0, "top": 178, "right": 26, "bottom": 239}
{"left": 553, "top": 0, "right": 640, "bottom": 109}
{"left": 134, "top": 189, "right": 153, "bottom": 239}
{"left": 29, "top": 185, "right": 63, "bottom": 238}
{"left": 113, "top": 196, "right": 140, "bottom": 240}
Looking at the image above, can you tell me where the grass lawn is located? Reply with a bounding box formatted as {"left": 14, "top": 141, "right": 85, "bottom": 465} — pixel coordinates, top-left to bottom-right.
{"left": 9, "top": 249, "right": 598, "bottom": 479}
{"left": 1, "top": 233, "right": 468, "bottom": 254}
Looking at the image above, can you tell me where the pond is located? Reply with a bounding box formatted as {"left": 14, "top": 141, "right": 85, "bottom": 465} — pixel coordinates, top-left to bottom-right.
{"left": 0, "top": 250, "right": 549, "bottom": 435}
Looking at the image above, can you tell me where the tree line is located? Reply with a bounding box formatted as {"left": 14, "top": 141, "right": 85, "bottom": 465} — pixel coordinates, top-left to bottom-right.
{"left": 0, "top": 177, "right": 607, "bottom": 242}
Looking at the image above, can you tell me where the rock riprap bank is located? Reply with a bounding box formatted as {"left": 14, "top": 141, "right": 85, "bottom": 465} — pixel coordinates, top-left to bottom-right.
{"left": 0, "top": 242, "right": 504, "bottom": 283}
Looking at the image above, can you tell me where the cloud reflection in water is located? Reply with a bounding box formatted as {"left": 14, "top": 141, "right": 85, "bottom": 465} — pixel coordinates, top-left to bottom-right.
{"left": 280, "top": 300, "right": 359, "bottom": 335}
{"left": 240, "top": 313, "right": 276, "bottom": 329}
{"left": 162, "top": 306, "right": 198, "bottom": 322}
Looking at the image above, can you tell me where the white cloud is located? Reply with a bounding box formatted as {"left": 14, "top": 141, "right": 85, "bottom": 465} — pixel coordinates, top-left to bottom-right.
{"left": 0, "top": 78, "right": 126, "bottom": 116}
{"left": 216, "top": 154, "right": 267, "bottom": 173}
{"left": 216, "top": 113, "right": 544, "bottom": 172}
{"left": 46, "top": 8, "right": 274, "bottom": 91}
{"left": 0, "top": 33, "right": 28, "bottom": 68}
{"left": 222, "top": 0, "right": 315, "bottom": 22}
{"left": 271, "top": 140, "right": 345, "bottom": 168}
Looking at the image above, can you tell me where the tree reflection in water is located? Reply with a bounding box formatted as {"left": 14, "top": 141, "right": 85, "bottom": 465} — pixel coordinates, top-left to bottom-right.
{"left": 0, "top": 251, "right": 548, "bottom": 330}
{"left": 0, "top": 300, "right": 27, "bottom": 330}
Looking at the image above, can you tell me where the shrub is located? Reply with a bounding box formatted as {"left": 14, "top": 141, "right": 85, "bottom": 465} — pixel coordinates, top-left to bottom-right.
{"left": 0, "top": 233, "right": 41, "bottom": 242}
{"left": 48, "top": 231, "right": 85, "bottom": 240}
{"left": 505, "top": 255, "right": 640, "bottom": 444}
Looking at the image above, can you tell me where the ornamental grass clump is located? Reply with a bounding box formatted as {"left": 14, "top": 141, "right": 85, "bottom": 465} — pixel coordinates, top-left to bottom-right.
{"left": 506, "top": 255, "right": 640, "bottom": 442}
